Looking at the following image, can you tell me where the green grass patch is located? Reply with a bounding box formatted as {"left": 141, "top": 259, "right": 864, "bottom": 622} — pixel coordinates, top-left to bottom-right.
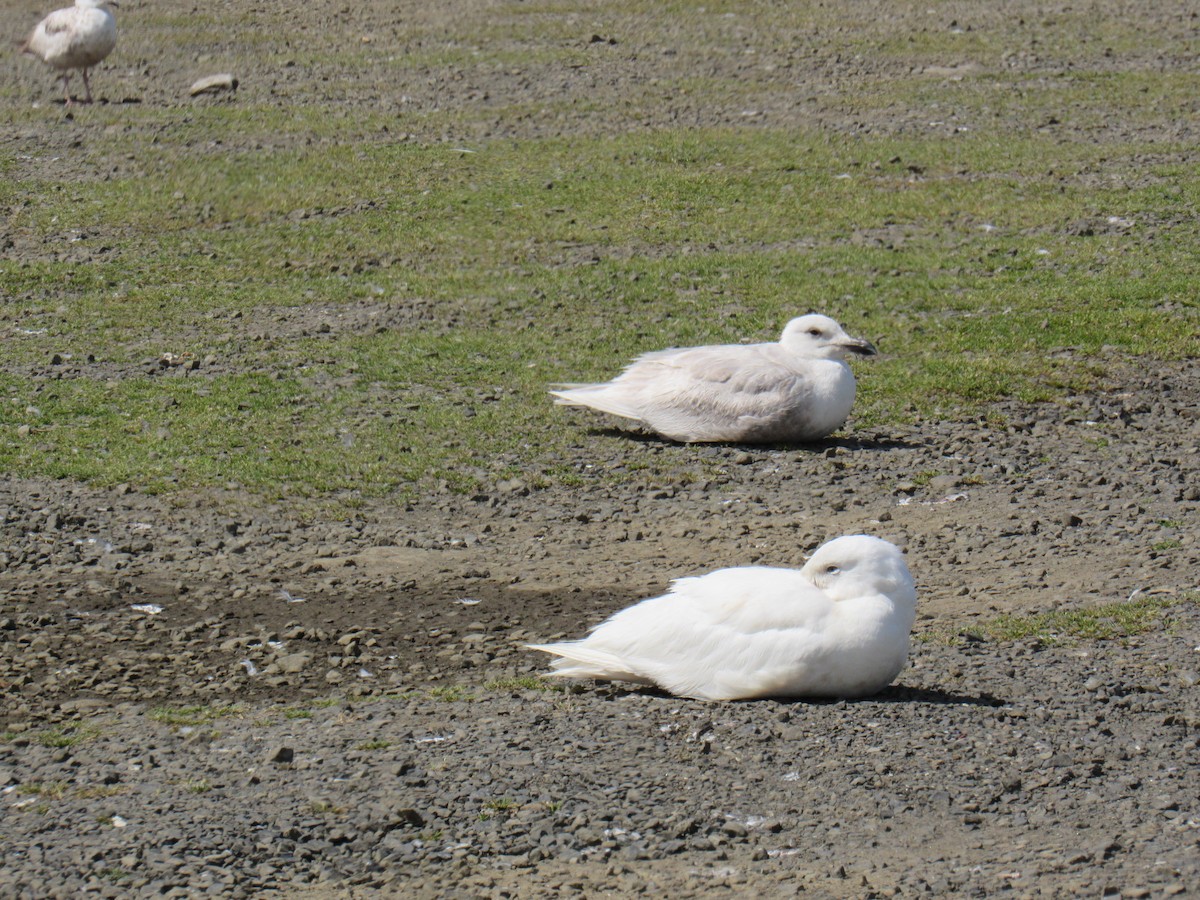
{"left": 148, "top": 704, "right": 242, "bottom": 728}
{"left": 982, "top": 595, "right": 1180, "bottom": 645}
{"left": 479, "top": 797, "right": 519, "bottom": 820}
{"left": 484, "top": 675, "right": 564, "bottom": 693}
{"left": 310, "top": 799, "right": 345, "bottom": 815}
{"left": 18, "top": 781, "right": 70, "bottom": 799}
{"left": 98, "top": 867, "right": 130, "bottom": 884}
{"left": 5, "top": 3, "right": 1198, "bottom": 506}
{"left": 428, "top": 684, "right": 473, "bottom": 702}
{"left": 356, "top": 739, "right": 393, "bottom": 751}
{"left": 35, "top": 723, "right": 102, "bottom": 748}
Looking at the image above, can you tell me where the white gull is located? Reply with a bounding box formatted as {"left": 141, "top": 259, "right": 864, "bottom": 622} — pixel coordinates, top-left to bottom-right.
{"left": 22, "top": 0, "right": 118, "bottom": 105}
{"left": 550, "top": 314, "right": 876, "bottom": 443}
{"left": 528, "top": 534, "right": 916, "bottom": 701}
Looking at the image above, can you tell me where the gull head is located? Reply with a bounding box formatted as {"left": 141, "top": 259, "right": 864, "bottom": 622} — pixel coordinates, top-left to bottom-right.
{"left": 780, "top": 314, "right": 878, "bottom": 360}
{"left": 76, "top": 0, "right": 118, "bottom": 8}
{"left": 800, "top": 535, "right": 915, "bottom": 605}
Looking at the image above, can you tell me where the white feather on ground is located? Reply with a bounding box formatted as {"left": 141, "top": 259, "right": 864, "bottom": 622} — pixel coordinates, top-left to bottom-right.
{"left": 550, "top": 313, "right": 877, "bottom": 443}
{"left": 21, "top": 0, "right": 118, "bottom": 105}
{"left": 527, "top": 535, "right": 917, "bottom": 701}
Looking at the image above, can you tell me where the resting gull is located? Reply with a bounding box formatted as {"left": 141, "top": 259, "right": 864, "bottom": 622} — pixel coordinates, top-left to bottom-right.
{"left": 528, "top": 534, "right": 916, "bottom": 701}
{"left": 550, "top": 313, "right": 877, "bottom": 443}
{"left": 21, "top": 0, "right": 118, "bottom": 105}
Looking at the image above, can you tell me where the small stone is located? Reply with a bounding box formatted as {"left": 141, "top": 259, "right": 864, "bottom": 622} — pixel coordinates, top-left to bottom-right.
{"left": 276, "top": 652, "right": 312, "bottom": 674}
{"left": 268, "top": 746, "right": 295, "bottom": 764}
{"left": 394, "top": 808, "right": 424, "bottom": 827}
{"left": 190, "top": 73, "right": 239, "bottom": 96}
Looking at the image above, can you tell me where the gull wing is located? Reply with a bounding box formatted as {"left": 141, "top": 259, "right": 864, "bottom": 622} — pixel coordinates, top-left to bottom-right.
{"left": 530, "top": 567, "right": 834, "bottom": 700}
{"left": 552, "top": 342, "right": 816, "bottom": 441}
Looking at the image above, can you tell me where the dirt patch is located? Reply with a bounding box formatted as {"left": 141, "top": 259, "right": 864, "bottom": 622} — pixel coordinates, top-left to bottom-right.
{"left": 2, "top": 362, "right": 1197, "bottom": 891}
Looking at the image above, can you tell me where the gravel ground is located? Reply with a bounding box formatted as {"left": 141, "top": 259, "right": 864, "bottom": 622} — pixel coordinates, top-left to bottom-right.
{"left": 4, "top": 0, "right": 1200, "bottom": 896}
{"left": 3, "top": 366, "right": 1198, "bottom": 897}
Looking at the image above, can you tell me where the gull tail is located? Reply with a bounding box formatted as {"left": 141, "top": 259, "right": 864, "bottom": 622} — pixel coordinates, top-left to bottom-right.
{"left": 549, "top": 384, "right": 642, "bottom": 420}
{"left": 526, "top": 641, "right": 652, "bottom": 685}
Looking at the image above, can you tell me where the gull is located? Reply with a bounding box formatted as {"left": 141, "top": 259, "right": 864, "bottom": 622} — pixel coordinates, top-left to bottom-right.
{"left": 21, "top": 0, "right": 118, "bottom": 105}
{"left": 550, "top": 314, "right": 877, "bottom": 443}
{"left": 528, "top": 535, "right": 916, "bottom": 700}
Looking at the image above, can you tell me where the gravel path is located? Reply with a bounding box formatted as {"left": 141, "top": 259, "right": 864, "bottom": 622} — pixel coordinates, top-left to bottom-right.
{"left": 3, "top": 605, "right": 1199, "bottom": 898}
{"left": 3, "top": 365, "right": 1198, "bottom": 896}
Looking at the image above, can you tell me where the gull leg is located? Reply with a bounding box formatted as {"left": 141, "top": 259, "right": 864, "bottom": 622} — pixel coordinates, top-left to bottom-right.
{"left": 81, "top": 68, "right": 94, "bottom": 104}
{"left": 61, "top": 73, "right": 73, "bottom": 105}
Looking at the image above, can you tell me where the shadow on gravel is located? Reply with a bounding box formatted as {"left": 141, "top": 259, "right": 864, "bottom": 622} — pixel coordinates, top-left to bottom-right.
{"left": 872, "top": 684, "right": 1008, "bottom": 708}
{"left": 761, "top": 685, "right": 1006, "bottom": 708}
{"left": 579, "top": 683, "right": 1006, "bottom": 708}
{"left": 829, "top": 435, "right": 927, "bottom": 453}
{"left": 585, "top": 427, "right": 925, "bottom": 453}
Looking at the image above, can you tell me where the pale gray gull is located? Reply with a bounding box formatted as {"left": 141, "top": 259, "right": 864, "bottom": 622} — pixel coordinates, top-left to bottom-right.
{"left": 528, "top": 534, "right": 916, "bottom": 700}
{"left": 550, "top": 313, "right": 877, "bottom": 443}
{"left": 21, "top": 0, "right": 118, "bottom": 105}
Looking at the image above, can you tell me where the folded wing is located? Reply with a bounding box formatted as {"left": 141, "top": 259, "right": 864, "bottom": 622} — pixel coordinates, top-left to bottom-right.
{"left": 529, "top": 567, "right": 834, "bottom": 700}
{"left": 552, "top": 344, "right": 816, "bottom": 441}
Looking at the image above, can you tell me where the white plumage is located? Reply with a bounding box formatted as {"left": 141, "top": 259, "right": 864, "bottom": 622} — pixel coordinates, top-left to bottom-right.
{"left": 550, "top": 314, "right": 877, "bottom": 443}
{"left": 528, "top": 535, "right": 917, "bottom": 701}
{"left": 21, "top": 0, "right": 118, "bottom": 105}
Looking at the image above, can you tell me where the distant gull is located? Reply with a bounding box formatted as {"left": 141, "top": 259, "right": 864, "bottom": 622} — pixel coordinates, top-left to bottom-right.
{"left": 21, "top": 0, "right": 118, "bottom": 105}
{"left": 550, "top": 314, "right": 877, "bottom": 443}
{"left": 528, "top": 534, "right": 916, "bottom": 700}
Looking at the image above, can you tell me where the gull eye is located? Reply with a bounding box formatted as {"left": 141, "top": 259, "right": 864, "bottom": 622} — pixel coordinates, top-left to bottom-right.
{"left": 823, "top": 564, "right": 840, "bottom": 575}
{"left": 807, "top": 328, "right": 823, "bottom": 337}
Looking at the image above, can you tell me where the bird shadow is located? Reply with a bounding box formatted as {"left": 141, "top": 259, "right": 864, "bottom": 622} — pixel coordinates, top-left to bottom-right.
{"left": 772, "top": 685, "right": 1007, "bottom": 708}
{"left": 56, "top": 97, "right": 140, "bottom": 107}
{"left": 862, "top": 684, "right": 1007, "bottom": 708}
{"left": 584, "top": 427, "right": 924, "bottom": 453}
{"left": 587, "top": 426, "right": 672, "bottom": 445}
{"left": 596, "top": 683, "right": 1006, "bottom": 708}
{"left": 822, "top": 434, "right": 926, "bottom": 454}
